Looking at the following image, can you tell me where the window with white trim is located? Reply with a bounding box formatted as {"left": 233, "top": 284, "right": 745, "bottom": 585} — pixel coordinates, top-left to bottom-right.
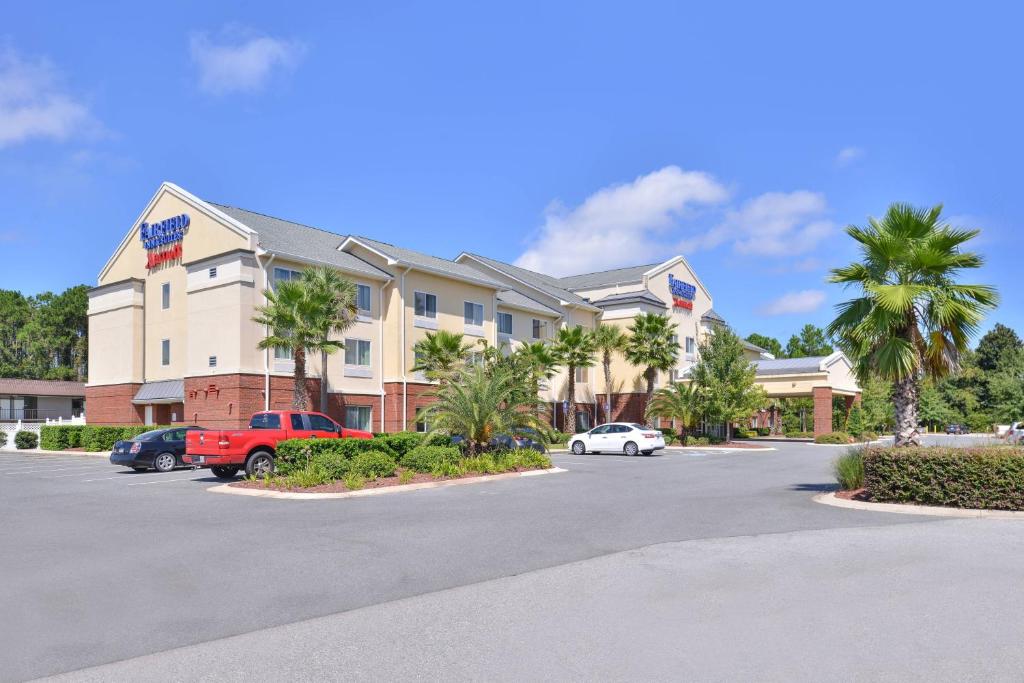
{"left": 575, "top": 366, "right": 589, "bottom": 383}
{"left": 161, "top": 339, "right": 170, "bottom": 366}
{"left": 415, "top": 407, "right": 429, "bottom": 433}
{"left": 344, "top": 339, "right": 371, "bottom": 366}
{"left": 345, "top": 406, "right": 372, "bottom": 431}
{"left": 356, "top": 284, "right": 371, "bottom": 315}
{"left": 273, "top": 267, "right": 301, "bottom": 288}
{"left": 161, "top": 282, "right": 170, "bottom": 310}
{"left": 532, "top": 319, "right": 543, "bottom": 339}
{"left": 274, "top": 345, "right": 292, "bottom": 360}
{"left": 497, "top": 311, "right": 513, "bottom": 335}
{"left": 464, "top": 302, "right": 483, "bottom": 326}
{"left": 685, "top": 337, "right": 696, "bottom": 354}
{"left": 414, "top": 291, "right": 437, "bottom": 318}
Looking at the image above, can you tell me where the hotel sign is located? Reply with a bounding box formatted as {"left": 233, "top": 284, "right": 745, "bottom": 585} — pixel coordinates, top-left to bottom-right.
{"left": 141, "top": 213, "right": 189, "bottom": 269}
{"left": 668, "top": 274, "right": 696, "bottom": 310}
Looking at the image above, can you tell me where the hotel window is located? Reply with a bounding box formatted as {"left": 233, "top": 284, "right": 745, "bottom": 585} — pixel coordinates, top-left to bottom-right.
{"left": 415, "top": 407, "right": 429, "bottom": 432}
{"left": 273, "top": 267, "right": 301, "bottom": 288}
{"left": 345, "top": 406, "right": 372, "bottom": 431}
{"left": 671, "top": 334, "right": 678, "bottom": 346}
{"left": 532, "top": 319, "right": 543, "bottom": 339}
{"left": 209, "top": 267, "right": 217, "bottom": 279}
{"left": 575, "top": 366, "right": 589, "bottom": 383}
{"left": 356, "top": 284, "right": 372, "bottom": 315}
{"left": 497, "top": 311, "right": 513, "bottom": 336}
{"left": 344, "top": 339, "right": 371, "bottom": 367}
{"left": 414, "top": 291, "right": 437, "bottom": 318}
{"left": 464, "top": 302, "right": 484, "bottom": 327}
{"left": 161, "top": 339, "right": 170, "bottom": 366}
{"left": 274, "top": 346, "right": 292, "bottom": 360}
{"left": 161, "top": 282, "right": 170, "bottom": 310}
{"left": 685, "top": 337, "right": 696, "bottom": 354}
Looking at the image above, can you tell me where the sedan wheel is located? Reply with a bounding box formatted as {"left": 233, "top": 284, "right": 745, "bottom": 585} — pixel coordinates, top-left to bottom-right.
{"left": 571, "top": 440, "right": 586, "bottom": 455}
{"left": 624, "top": 441, "right": 639, "bottom": 456}
{"left": 153, "top": 453, "right": 176, "bottom": 472}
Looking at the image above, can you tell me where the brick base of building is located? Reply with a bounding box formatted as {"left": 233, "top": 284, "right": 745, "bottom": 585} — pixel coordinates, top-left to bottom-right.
{"left": 183, "top": 374, "right": 322, "bottom": 429}
{"left": 383, "top": 382, "right": 436, "bottom": 433}
{"left": 813, "top": 386, "right": 833, "bottom": 435}
{"left": 85, "top": 383, "right": 145, "bottom": 425}
{"left": 595, "top": 393, "right": 648, "bottom": 424}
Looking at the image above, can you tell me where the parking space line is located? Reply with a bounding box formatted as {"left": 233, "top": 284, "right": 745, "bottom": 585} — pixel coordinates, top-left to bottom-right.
{"left": 82, "top": 472, "right": 168, "bottom": 482}
{"left": 45, "top": 469, "right": 131, "bottom": 478}
{"left": 1, "top": 464, "right": 113, "bottom": 474}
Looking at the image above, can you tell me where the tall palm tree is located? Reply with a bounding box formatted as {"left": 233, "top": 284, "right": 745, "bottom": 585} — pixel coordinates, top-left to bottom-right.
{"left": 426, "top": 364, "right": 549, "bottom": 455}
{"left": 623, "top": 313, "right": 680, "bottom": 406}
{"left": 827, "top": 203, "right": 998, "bottom": 446}
{"left": 593, "top": 323, "right": 627, "bottom": 423}
{"left": 253, "top": 267, "right": 356, "bottom": 410}
{"left": 412, "top": 330, "right": 473, "bottom": 387}
{"left": 515, "top": 341, "right": 561, "bottom": 418}
{"left": 551, "top": 326, "right": 597, "bottom": 434}
{"left": 645, "top": 382, "right": 699, "bottom": 445}
{"left": 302, "top": 266, "right": 358, "bottom": 413}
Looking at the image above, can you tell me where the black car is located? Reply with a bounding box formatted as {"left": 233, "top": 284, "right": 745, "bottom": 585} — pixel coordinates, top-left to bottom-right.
{"left": 110, "top": 427, "right": 205, "bottom": 472}
{"left": 946, "top": 424, "right": 965, "bottom": 435}
{"left": 450, "top": 430, "right": 549, "bottom": 453}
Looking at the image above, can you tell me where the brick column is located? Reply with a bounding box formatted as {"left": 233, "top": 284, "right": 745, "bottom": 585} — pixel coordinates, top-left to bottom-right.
{"left": 812, "top": 386, "right": 833, "bottom": 435}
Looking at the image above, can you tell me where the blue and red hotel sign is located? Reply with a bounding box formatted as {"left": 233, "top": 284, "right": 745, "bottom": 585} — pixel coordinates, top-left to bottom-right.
{"left": 668, "top": 274, "right": 696, "bottom": 310}
{"left": 141, "top": 213, "right": 189, "bottom": 269}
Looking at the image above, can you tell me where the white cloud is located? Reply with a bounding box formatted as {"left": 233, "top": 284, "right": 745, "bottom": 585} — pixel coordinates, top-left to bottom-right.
{"left": 190, "top": 28, "right": 305, "bottom": 95}
{"left": 0, "top": 48, "right": 94, "bottom": 148}
{"left": 680, "top": 190, "right": 833, "bottom": 256}
{"left": 515, "top": 166, "right": 729, "bottom": 276}
{"left": 835, "top": 146, "right": 864, "bottom": 167}
{"left": 760, "top": 290, "right": 826, "bottom": 316}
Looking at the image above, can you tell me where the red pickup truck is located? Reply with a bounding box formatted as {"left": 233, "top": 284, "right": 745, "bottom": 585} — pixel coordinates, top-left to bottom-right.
{"left": 184, "top": 410, "right": 372, "bottom": 479}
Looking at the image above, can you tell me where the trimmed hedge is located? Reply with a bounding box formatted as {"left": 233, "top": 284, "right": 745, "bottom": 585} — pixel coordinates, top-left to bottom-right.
{"left": 80, "top": 425, "right": 169, "bottom": 452}
{"left": 785, "top": 431, "right": 815, "bottom": 439}
{"left": 815, "top": 432, "right": 852, "bottom": 444}
{"left": 0, "top": 430, "right": 6, "bottom": 448}
{"left": 350, "top": 450, "right": 397, "bottom": 478}
{"left": 864, "top": 446, "right": 1024, "bottom": 511}
{"left": 275, "top": 436, "right": 398, "bottom": 475}
{"left": 40, "top": 425, "right": 86, "bottom": 450}
{"left": 401, "top": 445, "right": 462, "bottom": 473}
{"left": 756, "top": 427, "right": 771, "bottom": 437}
{"left": 15, "top": 430, "right": 38, "bottom": 449}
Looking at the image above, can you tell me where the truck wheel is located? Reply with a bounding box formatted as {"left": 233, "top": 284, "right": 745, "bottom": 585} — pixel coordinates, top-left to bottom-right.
{"left": 211, "top": 466, "right": 240, "bottom": 479}
{"left": 245, "top": 451, "right": 274, "bottom": 478}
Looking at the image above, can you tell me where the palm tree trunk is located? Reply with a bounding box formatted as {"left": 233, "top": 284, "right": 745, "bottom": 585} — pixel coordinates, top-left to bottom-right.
{"left": 320, "top": 347, "right": 329, "bottom": 414}
{"left": 293, "top": 348, "right": 308, "bottom": 410}
{"left": 566, "top": 368, "right": 577, "bottom": 434}
{"left": 603, "top": 352, "right": 613, "bottom": 423}
{"left": 679, "top": 424, "right": 688, "bottom": 446}
{"left": 893, "top": 374, "right": 920, "bottom": 447}
{"left": 644, "top": 367, "right": 656, "bottom": 405}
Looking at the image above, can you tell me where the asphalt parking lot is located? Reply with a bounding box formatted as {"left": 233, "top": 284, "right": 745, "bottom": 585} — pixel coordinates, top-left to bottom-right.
{"left": 3, "top": 437, "right": 1023, "bottom": 681}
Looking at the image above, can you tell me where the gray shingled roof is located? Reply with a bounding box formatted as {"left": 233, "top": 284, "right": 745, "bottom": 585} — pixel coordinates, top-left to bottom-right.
{"left": 208, "top": 204, "right": 393, "bottom": 280}
{"left": 496, "top": 289, "right": 561, "bottom": 316}
{"left": 132, "top": 380, "right": 184, "bottom": 404}
{"left": 351, "top": 237, "right": 503, "bottom": 288}
{"left": 741, "top": 339, "right": 769, "bottom": 354}
{"left": 557, "top": 262, "right": 660, "bottom": 291}
{"left": 460, "top": 253, "right": 592, "bottom": 307}
{"left": 590, "top": 290, "right": 667, "bottom": 309}
{"left": 701, "top": 308, "right": 726, "bottom": 324}
{"left": 753, "top": 357, "right": 828, "bottom": 375}
{"left": 0, "top": 378, "right": 85, "bottom": 397}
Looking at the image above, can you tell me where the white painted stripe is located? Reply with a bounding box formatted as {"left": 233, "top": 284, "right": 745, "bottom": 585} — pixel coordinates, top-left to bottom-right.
{"left": 125, "top": 476, "right": 206, "bottom": 486}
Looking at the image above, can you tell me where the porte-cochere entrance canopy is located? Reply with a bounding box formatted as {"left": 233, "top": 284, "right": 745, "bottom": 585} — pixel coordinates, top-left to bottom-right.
{"left": 753, "top": 352, "right": 861, "bottom": 435}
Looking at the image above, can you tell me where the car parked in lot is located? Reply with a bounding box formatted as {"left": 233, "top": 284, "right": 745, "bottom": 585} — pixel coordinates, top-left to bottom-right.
{"left": 1006, "top": 421, "right": 1024, "bottom": 445}
{"left": 110, "top": 426, "right": 206, "bottom": 472}
{"left": 184, "top": 410, "right": 372, "bottom": 478}
{"left": 450, "top": 429, "right": 549, "bottom": 453}
{"left": 569, "top": 423, "right": 666, "bottom": 456}
{"left": 946, "top": 423, "right": 966, "bottom": 435}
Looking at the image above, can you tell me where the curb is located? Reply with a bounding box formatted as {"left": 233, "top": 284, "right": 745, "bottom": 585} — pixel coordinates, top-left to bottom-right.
{"left": 0, "top": 447, "right": 108, "bottom": 459}
{"left": 208, "top": 467, "right": 568, "bottom": 500}
{"left": 813, "top": 492, "right": 1024, "bottom": 519}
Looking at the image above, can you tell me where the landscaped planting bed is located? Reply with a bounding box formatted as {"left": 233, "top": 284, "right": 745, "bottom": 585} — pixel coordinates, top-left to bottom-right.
{"left": 837, "top": 446, "right": 1024, "bottom": 511}
{"left": 231, "top": 433, "right": 553, "bottom": 493}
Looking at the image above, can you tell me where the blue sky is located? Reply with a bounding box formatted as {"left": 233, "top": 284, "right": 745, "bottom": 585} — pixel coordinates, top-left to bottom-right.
{"left": 2, "top": 1, "right": 1020, "bottom": 344}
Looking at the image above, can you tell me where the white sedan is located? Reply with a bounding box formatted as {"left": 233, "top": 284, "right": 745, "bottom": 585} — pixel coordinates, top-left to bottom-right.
{"left": 569, "top": 423, "right": 666, "bottom": 456}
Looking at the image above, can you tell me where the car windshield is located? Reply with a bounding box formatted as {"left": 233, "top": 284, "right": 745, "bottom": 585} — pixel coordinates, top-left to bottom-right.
{"left": 133, "top": 429, "right": 167, "bottom": 442}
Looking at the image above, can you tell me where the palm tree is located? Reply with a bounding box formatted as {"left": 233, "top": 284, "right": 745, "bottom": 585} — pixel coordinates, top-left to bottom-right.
{"left": 253, "top": 267, "right": 356, "bottom": 410}
{"left": 551, "top": 326, "right": 597, "bottom": 434}
{"left": 645, "top": 382, "right": 699, "bottom": 445}
{"left": 412, "top": 330, "right": 473, "bottom": 387}
{"left": 827, "top": 203, "right": 998, "bottom": 446}
{"left": 515, "top": 341, "right": 561, "bottom": 418}
{"left": 303, "top": 266, "right": 358, "bottom": 413}
{"left": 623, "top": 313, "right": 680, "bottom": 406}
{"left": 593, "top": 323, "right": 627, "bottom": 423}
{"left": 426, "top": 364, "right": 549, "bottom": 455}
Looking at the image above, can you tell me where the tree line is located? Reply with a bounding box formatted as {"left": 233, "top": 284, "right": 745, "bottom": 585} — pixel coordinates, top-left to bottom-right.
{"left": 0, "top": 285, "right": 89, "bottom": 381}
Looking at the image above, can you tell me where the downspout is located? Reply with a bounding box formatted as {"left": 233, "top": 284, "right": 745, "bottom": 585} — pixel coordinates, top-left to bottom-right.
{"left": 400, "top": 266, "right": 413, "bottom": 431}
{"left": 255, "top": 251, "right": 275, "bottom": 411}
{"left": 379, "top": 283, "right": 386, "bottom": 432}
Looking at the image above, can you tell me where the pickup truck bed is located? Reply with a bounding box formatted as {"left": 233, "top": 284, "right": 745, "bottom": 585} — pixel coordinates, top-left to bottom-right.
{"left": 185, "top": 410, "right": 372, "bottom": 478}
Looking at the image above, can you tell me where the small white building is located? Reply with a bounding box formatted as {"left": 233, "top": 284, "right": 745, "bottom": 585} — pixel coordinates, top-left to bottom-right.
{"left": 0, "top": 379, "right": 86, "bottom": 422}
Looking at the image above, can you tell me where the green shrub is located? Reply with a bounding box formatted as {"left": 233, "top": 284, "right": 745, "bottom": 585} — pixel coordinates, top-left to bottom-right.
{"left": 860, "top": 431, "right": 879, "bottom": 442}
{"left": 401, "top": 445, "right": 462, "bottom": 473}
{"left": 350, "top": 450, "right": 396, "bottom": 479}
{"left": 785, "top": 430, "right": 815, "bottom": 439}
{"left": 15, "top": 430, "right": 38, "bottom": 449}
{"left": 0, "top": 430, "right": 7, "bottom": 448}
{"left": 399, "top": 469, "right": 416, "bottom": 484}
{"left": 275, "top": 437, "right": 396, "bottom": 474}
{"left": 708, "top": 435, "right": 725, "bottom": 445}
{"left": 311, "top": 450, "right": 351, "bottom": 479}
{"left": 373, "top": 431, "right": 425, "bottom": 458}
{"left": 40, "top": 425, "right": 86, "bottom": 450}
{"left": 864, "top": 446, "right": 1024, "bottom": 510}
{"left": 688, "top": 436, "right": 710, "bottom": 446}
{"left": 834, "top": 449, "right": 865, "bottom": 490}
{"left": 509, "top": 448, "right": 551, "bottom": 469}
{"left": 463, "top": 454, "right": 507, "bottom": 474}
{"left": 815, "top": 432, "right": 852, "bottom": 445}
{"left": 80, "top": 425, "right": 169, "bottom": 452}
{"left": 284, "top": 463, "right": 331, "bottom": 488}
{"left": 431, "top": 460, "right": 464, "bottom": 478}
{"left": 343, "top": 472, "right": 365, "bottom": 490}
{"left": 549, "top": 431, "right": 573, "bottom": 445}
{"left": 733, "top": 429, "right": 754, "bottom": 439}
{"left": 756, "top": 427, "right": 771, "bottom": 436}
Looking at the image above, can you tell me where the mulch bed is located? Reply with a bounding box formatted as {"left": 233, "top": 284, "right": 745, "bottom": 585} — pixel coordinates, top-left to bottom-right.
{"left": 835, "top": 488, "right": 871, "bottom": 502}
{"left": 230, "top": 465, "right": 546, "bottom": 493}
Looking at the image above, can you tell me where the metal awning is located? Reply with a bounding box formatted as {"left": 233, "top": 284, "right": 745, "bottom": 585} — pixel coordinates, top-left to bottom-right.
{"left": 132, "top": 380, "right": 185, "bottom": 405}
